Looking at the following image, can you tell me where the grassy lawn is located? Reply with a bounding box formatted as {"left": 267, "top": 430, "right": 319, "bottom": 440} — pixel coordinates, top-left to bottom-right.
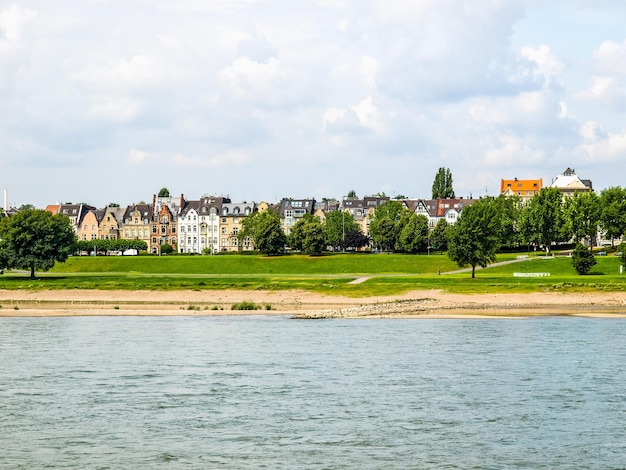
{"left": 0, "top": 252, "right": 624, "bottom": 296}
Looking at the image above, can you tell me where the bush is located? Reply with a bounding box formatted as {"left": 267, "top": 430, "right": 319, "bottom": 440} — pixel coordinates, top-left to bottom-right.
{"left": 231, "top": 300, "right": 261, "bottom": 310}
{"left": 572, "top": 243, "right": 596, "bottom": 275}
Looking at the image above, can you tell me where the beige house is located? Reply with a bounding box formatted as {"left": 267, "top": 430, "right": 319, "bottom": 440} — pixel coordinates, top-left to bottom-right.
{"left": 99, "top": 207, "right": 125, "bottom": 240}
{"left": 122, "top": 204, "right": 152, "bottom": 245}
{"left": 219, "top": 201, "right": 256, "bottom": 252}
{"left": 342, "top": 196, "right": 389, "bottom": 236}
{"left": 77, "top": 209, "right": 102, "bottom": 241}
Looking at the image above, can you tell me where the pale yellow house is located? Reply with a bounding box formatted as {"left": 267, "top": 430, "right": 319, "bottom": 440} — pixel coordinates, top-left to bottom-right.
{"left": 122, "top": 204, "right": 152, "bottom": 245}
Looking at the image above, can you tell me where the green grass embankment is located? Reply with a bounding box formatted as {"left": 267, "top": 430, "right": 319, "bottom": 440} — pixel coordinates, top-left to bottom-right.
{"left": 0, "top": 253, "right": 624, "bottom": 296}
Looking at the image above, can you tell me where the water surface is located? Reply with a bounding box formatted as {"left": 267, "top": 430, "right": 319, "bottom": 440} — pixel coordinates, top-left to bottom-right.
{"left": 2, "top": 315, "right": 626, "bottom": 468}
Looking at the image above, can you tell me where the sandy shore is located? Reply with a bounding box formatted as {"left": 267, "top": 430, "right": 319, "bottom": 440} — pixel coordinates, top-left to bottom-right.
{"left": 1, "top": 289, "right": 626, "bottom": 318}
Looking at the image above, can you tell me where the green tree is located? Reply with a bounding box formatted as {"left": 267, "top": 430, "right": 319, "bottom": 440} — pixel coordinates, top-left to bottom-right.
{"left": 370, "top": 217, "right": 397, "bottom": 251}
{"left": 369, "top": 200, "right": 403, "bottom": 251}
{"left": 599, "top": 186, "right": 626, "bottom": 247}
{"left": 368, "top": 200, "right": 407, "bottom": 251}
{"left": 346, "top": 190, "right": 358, "bottom": 199}
{"left": 158, "top": 187, "right": 170, "bottom": 197}
{"left": 240, "top": 210, "right": 286, "bottom": 256}
{"left": 324, "top": 210, "right": 359, "bottom": 251}
{"left": 565, "top": 192, "right": 600, "bottom": 246}
{"left": 492, "top": 195, "right": 522, "bottom": 249}
{"left": 448, "top": 198, "right": 501, "bottom": 278}
{"left": 432, "top": 167, "right": 455, "bottom": 199}
{"left": 519, "top": 187, "right": 567, "bottom": 254}
{"left": 289, "top": 214, "right": 318, "bottom": 251}
{"left": 399, "top": 214, "right": 429, "bottom": 253}
{"left": 300, "top": 222, "right": 327, "bottom": 256}
{"left": 0, "top": 209, "right": 77, "bottom": 279}
{"left": 571, "top": 243, "right": 596, "bottom": 275}
{"left": 430, "top": 218, "right": 450, "bottom": 253}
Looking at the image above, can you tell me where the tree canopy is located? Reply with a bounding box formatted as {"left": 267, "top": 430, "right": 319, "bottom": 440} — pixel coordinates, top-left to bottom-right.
{"left": 158, "top": 187, "right": 170, "bottom": 197}
{"left": 0, "top": 209, "right": 77, "bottom": 279}
{"left": 599, "top": 186, "right": 626, "bottom": 246}
{"left": 519, "top": 187, "right": 567, "bottom": 254}
{"left": 240, "top": 210, "right": 286, "bottom": 256}
{"left": 447, "top": 198, "right": 501, "bottom": 278}
{"left": 324, "top": 210, "right": 360, "bottom": 251}
{"left": 432, "top": 167, "right": 455, "bottom": 199}
{"left": 399, "top": 214, "right": 429, "bottom": 253}
{"left": 368, "top": 200, "right": 411, "bottom": 251}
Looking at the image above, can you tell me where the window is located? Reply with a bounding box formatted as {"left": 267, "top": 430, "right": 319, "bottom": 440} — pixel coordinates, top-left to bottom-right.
{"left": 221, "top": 227, "right": 227, "bottom": 234}
{"left": 233, "top": 227, "right": 238, "bottom": 235}
{"left": 233, "top": 217, "right": 239, "bottom": 224}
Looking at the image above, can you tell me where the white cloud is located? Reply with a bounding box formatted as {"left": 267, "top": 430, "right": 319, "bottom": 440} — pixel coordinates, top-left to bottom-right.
{"left": 520, "top": 45, "right": 563, "bottom": 86}
{"left": 173, "top": 149, "right": 251, "bottom": 168}
{"left": 580, "top": 130, "right": 626, "bottom": 163}
{"left": 128, "top": 148, "right": 153, "bottom": 164}
{"left": 0, "top": 5, "right": 36, "bottom": 43}
{"left": 3, "top": 0, "right": 626, "bottom": 207}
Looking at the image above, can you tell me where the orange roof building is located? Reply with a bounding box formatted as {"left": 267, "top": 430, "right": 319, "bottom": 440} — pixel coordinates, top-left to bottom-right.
{"left": 500, "top": 178, "right": 542, "bottom": 201}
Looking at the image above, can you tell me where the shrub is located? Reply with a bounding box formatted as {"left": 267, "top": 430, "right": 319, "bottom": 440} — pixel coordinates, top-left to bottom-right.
{"left": 572, "top": 243, "right": 596, "bottom": 275}
{"left": 231, "top": 300, "right": 261, "bottom": 310}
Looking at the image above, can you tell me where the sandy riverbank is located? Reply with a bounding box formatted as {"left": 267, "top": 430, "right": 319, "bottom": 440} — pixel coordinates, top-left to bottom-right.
{"left": 1, "top": 289, "right": 626, "bottom": 318}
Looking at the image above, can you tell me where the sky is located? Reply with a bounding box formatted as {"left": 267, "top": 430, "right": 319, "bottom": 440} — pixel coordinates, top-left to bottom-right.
{"left": 1, "top": 0, "right": 626, "bottom": 209}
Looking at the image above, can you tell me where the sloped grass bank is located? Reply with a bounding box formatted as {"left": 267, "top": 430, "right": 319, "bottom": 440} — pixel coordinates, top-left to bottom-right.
{"left": 1, "top": 253, "right": 623, "bottom": 296}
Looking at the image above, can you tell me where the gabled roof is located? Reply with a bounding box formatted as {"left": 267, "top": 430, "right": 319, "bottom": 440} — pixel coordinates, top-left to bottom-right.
{"left": 550, "top": 168, "right": 590, "bottom": 190}
{"left": 179, "top": 200, "right": 201, "bottom": 218}
{"left": 123, "top": 203, "right": 152, "bottom": 222}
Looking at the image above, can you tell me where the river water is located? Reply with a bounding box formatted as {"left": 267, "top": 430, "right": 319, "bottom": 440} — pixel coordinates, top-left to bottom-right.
{"left": 1, "top": 315, "right": 626, "bottom": 469}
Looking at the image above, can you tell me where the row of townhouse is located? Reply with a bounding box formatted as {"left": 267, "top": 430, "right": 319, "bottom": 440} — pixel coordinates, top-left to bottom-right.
{"left": 43, "top": 193, "right": 479, "bottom": 254}
{"left": 36, "top": 167, "right": 594, "bottom": 254}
